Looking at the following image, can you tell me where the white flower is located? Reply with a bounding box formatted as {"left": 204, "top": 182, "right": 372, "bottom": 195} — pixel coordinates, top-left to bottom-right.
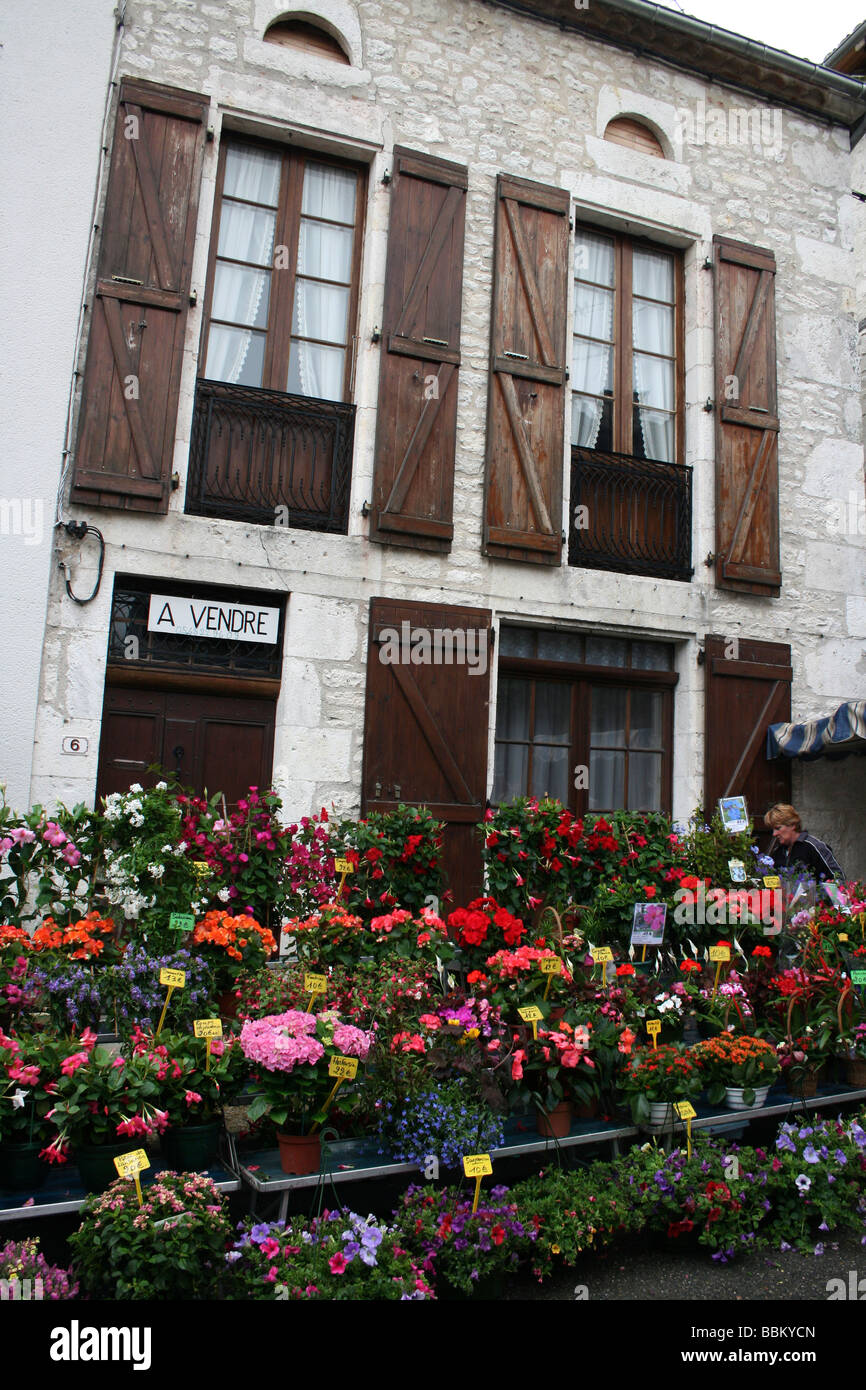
{"left": 156, "top": 781, "right": 167, "bottom": 791}
{"left": 130, "top": 814, "right": 145, "bottom": 828}
{"left": 217, "top": 886, "right": 232, "bottom": 903}
{"left": 129, "top": 783, "right": 143, "bottom": 794}
{"left": 147, "top": 863, "right": 165, "bottom": 879}
{"left": 11, "top": 1089, "right": 28, "bottom": 1110}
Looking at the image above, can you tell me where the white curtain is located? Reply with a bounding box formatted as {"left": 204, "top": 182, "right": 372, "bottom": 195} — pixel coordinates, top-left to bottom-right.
{"left": 572, "top": 234, "right": 615, "bottom": 448}
{"left": 207, "top": 148, "right": 280, "bottom": 386}
{"left": 291, "top": 165, "right": 356, "bottom": 400}
{"left": 632, "top": 248, "right": 674, "bottom": 462}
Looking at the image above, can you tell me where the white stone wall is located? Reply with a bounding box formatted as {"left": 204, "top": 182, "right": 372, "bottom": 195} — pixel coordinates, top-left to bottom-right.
{"left": 0, "top": 0, "right": 117, "bottom": 809}
{"left": 22, "top": 0, "right": 866, "bottom": 877}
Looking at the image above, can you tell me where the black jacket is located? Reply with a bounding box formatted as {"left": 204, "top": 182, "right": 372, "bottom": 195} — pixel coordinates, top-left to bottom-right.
{"left": 769, "top": 831, "right": 845, "bottom": 882}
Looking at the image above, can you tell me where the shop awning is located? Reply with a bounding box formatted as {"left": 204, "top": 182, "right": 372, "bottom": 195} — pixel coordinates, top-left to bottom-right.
{"left": 767, "top": 700, "right": 866, "bottom": 760}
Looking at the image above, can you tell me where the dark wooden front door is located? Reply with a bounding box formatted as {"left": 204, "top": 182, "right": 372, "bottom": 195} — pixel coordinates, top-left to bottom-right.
{"left": 96, "top": 686, "right": 276, "bottom": 807}
{"left": 362, "top": 598, "right": 492, "bottom": 908}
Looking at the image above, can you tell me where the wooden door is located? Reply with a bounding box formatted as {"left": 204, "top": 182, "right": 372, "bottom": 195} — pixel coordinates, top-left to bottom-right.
{"left": 703, "top": 635, "right": 791, "bottom": 838}
{"left": 362, "top": 598, "right": 492, "bottom": 906}
{"left": 483, "top": 174, "right": 570, "bottom": 564}
{"left": 96, "top": 686, "right": 276, "bottom": 806}
{"left": 72, "top": 79, "right": 208, "bottom": 512}
{"left": 371, "top": 148, "right": 467, "bottom": 551}
{"left": 712, "top": 236, "right": 781, "bottom": 595}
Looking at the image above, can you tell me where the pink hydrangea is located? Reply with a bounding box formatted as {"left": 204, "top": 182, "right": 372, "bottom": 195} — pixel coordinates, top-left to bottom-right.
{"left": 332, "top": 1022, "right": 373, "bottom": 1059}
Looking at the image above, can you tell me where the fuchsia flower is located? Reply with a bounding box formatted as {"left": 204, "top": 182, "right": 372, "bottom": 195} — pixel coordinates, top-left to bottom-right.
{"left": 184, "top": 1090, "right": 203, "bottom": 1107}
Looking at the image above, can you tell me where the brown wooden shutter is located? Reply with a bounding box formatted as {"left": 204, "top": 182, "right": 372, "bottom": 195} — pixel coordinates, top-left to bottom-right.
{"left": 370, "top": 149, "right": 467, "bottom": 551}
{"left": 703, "top": 635, "right": 791, "bottom": 833}
{"left": 72, "top": 79, "right": 208, "bottom": 513}
{"left": 483, "top": 174, "right": 569, "bottom": 565}
{"left": 362, "top": 598, "right": 492, "bottom": 906}
{"left": 712, "top": 236, "right": 781, "bottom": 594}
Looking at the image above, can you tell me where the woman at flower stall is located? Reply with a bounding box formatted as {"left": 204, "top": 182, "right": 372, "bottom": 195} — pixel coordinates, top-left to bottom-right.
{"left": 764, "top": 804, "right": 845, "bottom": 882}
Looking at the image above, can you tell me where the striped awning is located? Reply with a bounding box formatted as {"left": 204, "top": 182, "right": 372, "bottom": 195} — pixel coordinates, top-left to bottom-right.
{"left": 767, "top": 700, "right": 866, "bottom": 759}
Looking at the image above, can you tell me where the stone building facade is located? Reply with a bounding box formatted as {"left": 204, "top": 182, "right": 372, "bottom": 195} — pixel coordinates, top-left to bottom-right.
{"left": 9, "top": 0, "right": 866, "bottom": 886}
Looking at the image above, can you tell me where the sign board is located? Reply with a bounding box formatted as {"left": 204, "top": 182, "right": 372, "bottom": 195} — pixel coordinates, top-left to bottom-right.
{"left": 517, "top": 1006, "right": 543, "bottom": 1023}
{"left": 328, "top": 1055, "right": 359, "bottom": 1080}
{"left": 539, "top": 957, "right": 562, "bottom": 975}
{"left": 304, "top": 973, "right": 328, "bottom": 994}
{"left": 114, "top": 1149, "right": 150, "bottom": 1178}
{"left": 193, "top": 1019, "right": 223, "bottom": 1039}
{"left": 148, "top": 594, "right": 279, "bottom": 645}
{"left": 334, "top": 858, "right": 354, "bottom": 875}
{"left": 674, "top": 1101, "right": 696, "bottom": 1121}
{"left": 708, "top": 945, "right": 731, "bottom": 963}
{"left": 61, "top": 736, "right": 88, "bottom": 755}
{"left": 462, "top": 1154, "right": 493, "bottom": 1177}
{"left": 169, "top": 913, "right": 195, "bottom": 933}
{"left": 591, "top": 947, "right": 613, "bottom": 963}
{"left": 728, "top": 859, "right": 746, "bottom": 883}
{"left": 850, "top": 971, "right": 866, "bottom": 985}
{"left": 630, "top": 902, "right": 667, "bottom": 947}
{"left": 718, "top": 796, "right": 748, "bottom": 834}
{"left": 646, "top": 1020, "right": 662, "bottom": 1038}
{"left": 159, "top": 968, "right": 186, "bottom": 989}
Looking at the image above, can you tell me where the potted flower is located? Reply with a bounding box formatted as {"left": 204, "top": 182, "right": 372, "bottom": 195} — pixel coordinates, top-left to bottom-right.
{"left": 481, "top": 943, "right": 573, "bottom": 1023}
{"left": 283, "top": 904, "right": 367, "bottom": 970}
{"left": 508, "top": 1020, "right": 598, "bottom": 1137}
{"left": 367, "top": 906, "right": 457, "bottom": 965}
{"left": 617, "top": 1043, "right": 703, "bottom": 1127}
{"left": 693, "top": 1032, "right": 780, "bottom": 1109}
{"left": 0, "top": 1030, "right": 71, "bottom": 1190}
{"left": 137, "top": 1030, "right": 245, "bottom": 1171}
{"left": 240, "top": 1009, "right": 372, "bottom": 1174}
{"left": 393, "top": 1181, "right": 536, "bottom": 1298}
{"left": 228, "top": 1209, "right": 434, "bottom": 1300}
{"left": 838, "top": 1022, "right": 866, "bottom": 1087}
{"left": 191, "top": 911, "right": 277, "bottom": 1015}
{"left": 374, "top": 1075, "right": 505, "bottom": 1169}
{"left": 446, "top": 897, "right": 526, "bottom": 970}
{"left": 775, "top": 1030, "right": 828, "bottom": 1098}
{"left": 43, "top": 1042, "right": 169, "bottom": 1191}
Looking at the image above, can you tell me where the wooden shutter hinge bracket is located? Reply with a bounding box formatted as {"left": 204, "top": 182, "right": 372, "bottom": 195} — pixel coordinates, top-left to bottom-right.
{"left": 371, "top": 327, "right": 381, "bottom": 343}
{"left": 697, "top": 647, "right": 706, "bottom": 665}
{"left": 703, "top": 398, "right": 714, "bottom": 412}
{"left": 361, "top": 499, "right": 371, "bottom": 518}
{"left": 382, "top": 169, "right": 392, "bottom": 185}
{"left": 704, "top": 552, "right": 716, "bottom": 567}
{"left": 703, "top": 257, "right": 713, "bottom": 270}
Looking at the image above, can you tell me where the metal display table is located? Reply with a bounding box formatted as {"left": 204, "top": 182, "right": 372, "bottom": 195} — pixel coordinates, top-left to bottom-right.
{"left": 640, "top": 1080, "right": 866, "bottom": 1140}
{"left": 0, "top": 1158, "right": 240, "bottom": 1223}
{"left": 231, "top": 1113, "right": 638, "bottom": 1222}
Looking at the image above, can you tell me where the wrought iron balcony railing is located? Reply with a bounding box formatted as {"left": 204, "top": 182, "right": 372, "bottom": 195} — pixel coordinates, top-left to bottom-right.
{"left": 186, "top": 378, "right": 354, "bottom": 532}
{"left": 568, "top": 445, "right": 693, "bottom": 582}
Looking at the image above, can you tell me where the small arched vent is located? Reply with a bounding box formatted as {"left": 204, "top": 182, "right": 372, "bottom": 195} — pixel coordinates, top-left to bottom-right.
{"left": 264, "top": 18, "right": 350, "bottom": 63}
{"left": 603, "top": 117, "right": 664, "bottom": 158}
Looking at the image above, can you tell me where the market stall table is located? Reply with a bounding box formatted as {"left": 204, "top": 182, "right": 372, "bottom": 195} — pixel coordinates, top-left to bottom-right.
{"left": 0, "top": 1158, "right": 240, "bottom": 1223}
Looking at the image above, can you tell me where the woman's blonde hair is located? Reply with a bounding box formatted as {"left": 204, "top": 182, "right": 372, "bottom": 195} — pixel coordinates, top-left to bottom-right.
{"left": 764, "top": 803, "right": 801, "bottom": 832}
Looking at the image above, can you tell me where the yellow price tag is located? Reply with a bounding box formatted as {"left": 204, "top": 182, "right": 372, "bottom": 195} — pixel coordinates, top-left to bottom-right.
{"left": 114, "top": 1149, "right": 150, "bottom": 1178}
{"left": 674, "top": 1101, "right": 696, "bottom": 1120}
{"left": 159, "top": 968, "right": 186, "bottom": 989}
{"left": 304, "top": 973, "right": 327, "bottom": 994}
{"left": 708, "top": 945, "right": 730, "bottom": 963}
{"left": 539, "top": 957, "right": 562, "bottom": 975}
{"left": 193, "top": 1018, "right": 223, "bottom": 1039}
{"left": 334, "top": 858, "right": 354, "bottom": 875}
{"left": 517, "top": 1005, "right": 543, "bottom": 1022}
{"left": 592, "top": 947, "right": 613, "bottom": 963}
{"left": 838, "top": 934, "right": 849, "bottom": 942}
{"left": 462, "top": 1154, "right": 493, "bottom": 1178}
{"left": 646, "top": 1020, "right": 662, "bottom": 1037}
{"left": 328, "top": 1055, "right": 358, "bottom": 1080}
{"left": 762, "top": 875, "right": 781, "bottom": 889}
{"left": 192, "top": 861, "right": 212, "bottom": 878}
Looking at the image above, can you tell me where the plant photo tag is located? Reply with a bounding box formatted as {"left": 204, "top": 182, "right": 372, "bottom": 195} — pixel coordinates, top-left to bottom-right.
{"left": 718, "top": 796, "right": 748, "bottom": 834}
{"left": 630, "top": 902, "right": 667, "bottom": 946}
{"left": 728, "top": 859, "right": 746, "bottom": 883}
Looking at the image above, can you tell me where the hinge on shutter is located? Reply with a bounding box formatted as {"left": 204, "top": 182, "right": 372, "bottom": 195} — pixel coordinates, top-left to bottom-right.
{"left": 361, "top": 499, "right": 371, "bottom": 518}
{"left": 382, "top": 169, "right": 392, "bottom": 185}
{"left": 703, "top": 257, "right": 714, "bottom": 270}
{"left": 189, "top": 289, "right": 197, "bottom": 308}
{"left": 371, "top": 327, "right": 381, "bottom": 344}
{"left": 111, "top": 275, "right": 143, "bottom": 286}
{"left": 697, "top": 647, "right": 706, "bottom": 665}
{"left": 703, "top": 398, "right": 714, "bottom": 412}
{"left": 704, "top": 553, "right": 716, "bottom": 567}
{"left": 206, "top": 126, "right": 215, "bottom": 142}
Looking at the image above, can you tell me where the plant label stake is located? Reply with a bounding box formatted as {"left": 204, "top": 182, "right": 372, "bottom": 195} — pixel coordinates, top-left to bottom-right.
{"left": 312, "top": 1055, "right": 358, "bottom": 1132}
{"left": 518, "top": 1004, "right": 543, "bottom": 1040}
{"left": 194, "top": 1017, "right": 223, "bottom": 1071}
{"left": 539, "top": 956, "right": 561, "bottom": 999}
{"left": 762, "top": 875, "right": 781, "bottom": 889}
{"left": 838, "top": 934, "right": 849, "bottom": 943}
{"left": 708, "top": 944, "right": 730, "bottom": 1002}
{"left": 463, "top": 1153, "right": 492, "bottom": 1214}
{"left": 850, "top": 970, "right": 866, "bottom": 986}
{"left": 334, "top": 857, "right": 353, "bottom": 899}
{"left": 674, "top": 1101, "right": 696, "bottom": 1158}
{"left": 169, "top": 913, "right": 195, "bottom": 933}
{"left": 304, "top": 972, "right": 327, "bottom": 1012}
{"left": 591, "top": 946, "right": 613, "bottom": 982}
{"left": 646, "top": 1019, "right": 662, "bottom": 1050}
{"left": 114, "top": 1148, "right": 150, "bottom": 1206}
{"left": 156, "top": 968, "right": 186, "bottom": 1037}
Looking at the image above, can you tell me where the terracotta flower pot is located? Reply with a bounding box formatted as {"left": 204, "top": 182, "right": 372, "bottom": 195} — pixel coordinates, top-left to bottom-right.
{"left": 276, "top": 1131, "right": 321, "bottom": 1175}
{"left": 536, "top": 1100, "right": 573, "bottom": 1138}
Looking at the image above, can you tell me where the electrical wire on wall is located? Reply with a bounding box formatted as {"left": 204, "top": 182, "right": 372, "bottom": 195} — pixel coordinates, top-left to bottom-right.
{"left": 53, "top": 2, "right": 128, "bottom": 532}
{"left": 58, "top": 522, "right": 106, "bottom": 605}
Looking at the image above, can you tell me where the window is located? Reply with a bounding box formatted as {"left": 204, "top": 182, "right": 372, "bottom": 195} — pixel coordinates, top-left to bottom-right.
{"left": 202, "top": 140, "right": 364, "bottom": 403}
{"left": 603, "top": 117, "right": 665, "bottom": 158}
{"left": 571, "top": 227, "right": 682, "bottom": 464}
{"left": 264, "top": 19, "right": 350, "bottom": 63}
{"left": 492, "top": 627, "right": 676, "bottom": 813}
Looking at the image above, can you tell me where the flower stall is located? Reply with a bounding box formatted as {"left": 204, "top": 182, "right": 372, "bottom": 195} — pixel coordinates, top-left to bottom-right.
{"left": 1, "top": 781, "right": 865, "bottom": 1302}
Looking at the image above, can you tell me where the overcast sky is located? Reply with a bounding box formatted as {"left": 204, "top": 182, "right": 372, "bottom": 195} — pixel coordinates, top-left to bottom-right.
{"left": 652, "top": 0, "right": 864, "bottom": 64}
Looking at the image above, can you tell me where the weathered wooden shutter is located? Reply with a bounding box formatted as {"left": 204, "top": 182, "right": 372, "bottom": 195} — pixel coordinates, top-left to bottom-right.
{"left": 483, "top": 175, "right": 569, "bottom": 564}
{"left": 362, "top": 598, "right": 492, "bottom": 905}
{"left": 712, "top": 236, "right": 781, "bottom": 594}
{"left": 703, "top": 635, "right": 791, "bottom": 832}
{"left": 72, "top": 79, "right": 208, "bottom": 512}
{"left": 370, "top": 149, "right": 467, "bottom": 551}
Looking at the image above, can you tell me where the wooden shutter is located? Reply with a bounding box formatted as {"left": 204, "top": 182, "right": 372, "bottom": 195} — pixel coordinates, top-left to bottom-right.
{"left": 712, "top": 236, "right": 781, "bottom": 594}
{"left": 703, "top": 635, "right": 791, "bottom": 832}
{"left": 72, "top": 79, "right": 208, "bottom": 513}
{"left": 362, "top": 598, "right": 492, "bottom": 905}
{"left": 483, "top": 174, "right": 569, "bottom": 565}
{"left": 370, "top": 149, "right": 467, "bottom": 551}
